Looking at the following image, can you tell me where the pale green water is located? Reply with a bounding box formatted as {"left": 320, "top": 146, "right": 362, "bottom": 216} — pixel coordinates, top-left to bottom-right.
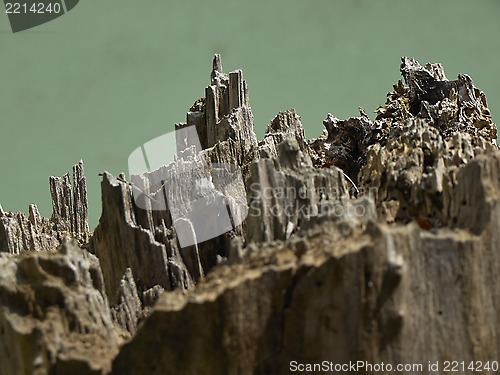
{"left": 1, "top": 0, "right": 499, "bottom": 229}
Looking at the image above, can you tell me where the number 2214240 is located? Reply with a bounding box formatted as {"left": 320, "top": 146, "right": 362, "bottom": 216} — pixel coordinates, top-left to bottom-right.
{"left": 5, "top": 2, "right": 62, "bottom": 14}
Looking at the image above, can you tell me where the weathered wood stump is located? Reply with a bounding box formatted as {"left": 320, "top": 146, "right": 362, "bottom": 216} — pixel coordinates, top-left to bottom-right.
{"left": 0, "top": 55, "right": 499, "bottom": 375}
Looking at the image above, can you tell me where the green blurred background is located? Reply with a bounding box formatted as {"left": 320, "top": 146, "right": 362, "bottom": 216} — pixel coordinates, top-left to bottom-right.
{"left": 1, "top": 0, "right": 499, "bottom": 230}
